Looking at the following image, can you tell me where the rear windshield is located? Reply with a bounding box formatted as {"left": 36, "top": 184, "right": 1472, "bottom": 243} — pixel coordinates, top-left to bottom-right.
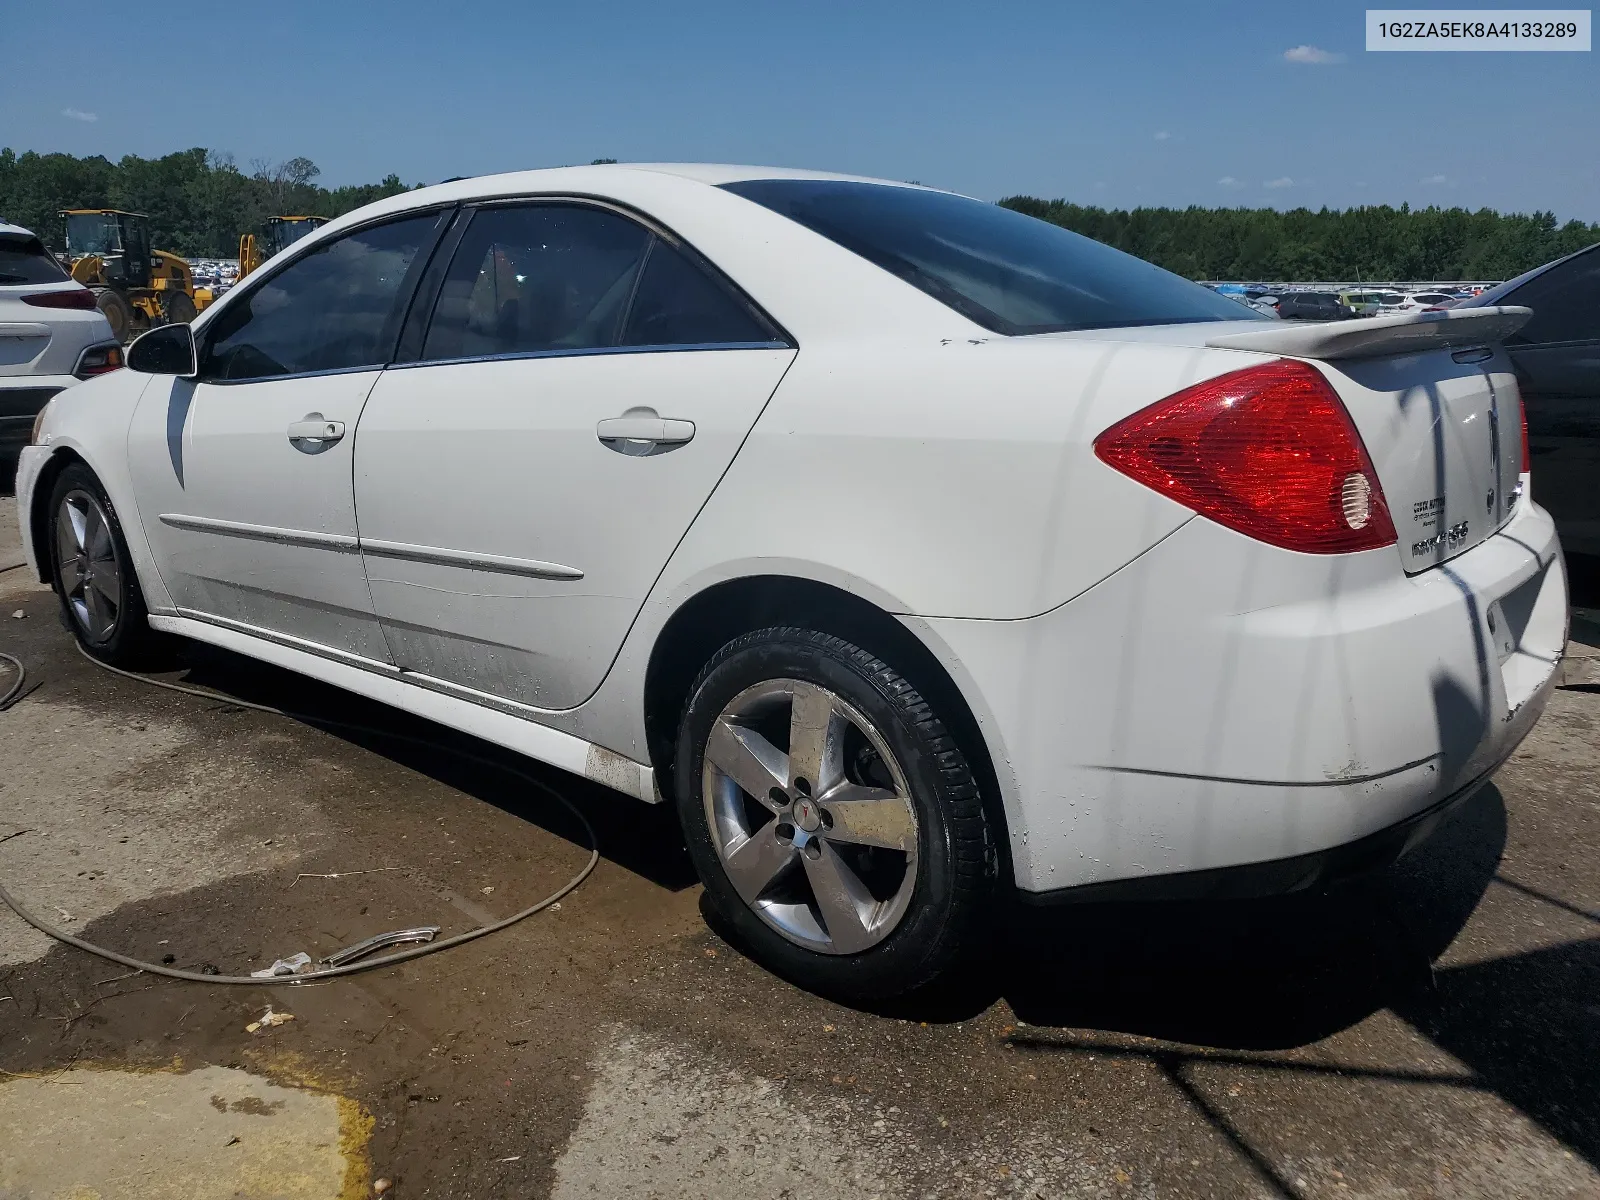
{"left": 721, "top": 179, "right": 1259, "bottom": 335}
{"left": 0, "top": 233, "right": 70, "bottom": 285}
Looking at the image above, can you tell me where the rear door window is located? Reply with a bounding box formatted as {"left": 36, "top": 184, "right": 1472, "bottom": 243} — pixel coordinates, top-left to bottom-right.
{"left": 619, "top": 239, "right": 778, "bottom": 347}
{"left": 202, "top": 213, "right": 442, "bottom": 381}
{"left": 419, "top": 202, "right": 783, "bottom": 361}
{"left": 422, "top": 204, "right": 652, "bottom": 361}
{"left": 0, "top": 233, "right": 69, "bottom": 285}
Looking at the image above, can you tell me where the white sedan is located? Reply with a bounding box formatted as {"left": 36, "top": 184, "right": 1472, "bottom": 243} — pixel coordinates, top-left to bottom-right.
{"left": 15, "top": 166, "right": 1567, "bottom": 999}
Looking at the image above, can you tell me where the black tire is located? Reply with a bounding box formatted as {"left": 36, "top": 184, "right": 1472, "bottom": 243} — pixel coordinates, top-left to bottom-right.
{"left": 47, "top": 463, "right": 169, "bottom": 667}
{"left": 676, "top": 627, "right": 994, "bottom": 1001}
{"left": 162, "top": 290, "right": 197, "bottom": 324}
{"left": 92, "top": 287, "right": 132, "bottom": 343}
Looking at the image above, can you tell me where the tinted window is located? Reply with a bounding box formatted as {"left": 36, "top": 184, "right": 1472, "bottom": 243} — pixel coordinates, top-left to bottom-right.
{"left": 0, "top": 233, "right": 69, "bottom": 285}
{"left": 620, "top": 239, "right": 776, "bottom": 347}
{"left": 202, "top": 214, "right": 438, "bottom": 381}
{"left": 423, "top": 205, "right": 650, "bottom": 361}
{"left": 1506, "top": 249, "right": 1600, "bottom": 344}
{"left": 721, "top": 179, "right": 1257, "bottom": 335}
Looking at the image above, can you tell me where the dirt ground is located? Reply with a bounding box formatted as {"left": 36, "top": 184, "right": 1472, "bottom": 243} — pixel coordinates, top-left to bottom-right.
{"left": 2, "top": 474, "right": 1599, "bottom": 1199}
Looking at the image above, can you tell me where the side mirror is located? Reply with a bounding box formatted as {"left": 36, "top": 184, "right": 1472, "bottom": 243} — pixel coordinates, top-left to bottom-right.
{"left": 127, "top": 322, "right": 197, "bottom": 377}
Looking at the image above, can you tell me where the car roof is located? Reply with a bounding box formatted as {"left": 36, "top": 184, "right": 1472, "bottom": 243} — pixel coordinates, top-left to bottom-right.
{"left": 621, "top": 163, "right": 921, "bottom": 186}
{"left": 387, "top": 163, "right": 936, "bottom": 212}
{"left": 0, "top": 221, "right": 39, "bottom": 238}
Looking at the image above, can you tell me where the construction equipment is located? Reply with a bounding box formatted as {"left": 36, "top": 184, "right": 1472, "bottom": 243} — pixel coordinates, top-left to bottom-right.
{"left": 59, "top": 209, "right": 211, "bottom": 343}
{"left": 239, "top": 215, "right": 329, "bottom": 279}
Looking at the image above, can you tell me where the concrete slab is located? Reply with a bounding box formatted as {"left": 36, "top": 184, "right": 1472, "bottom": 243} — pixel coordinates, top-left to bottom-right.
{"left": 0, "top": 1064, "right": 368, "bottom": 1199}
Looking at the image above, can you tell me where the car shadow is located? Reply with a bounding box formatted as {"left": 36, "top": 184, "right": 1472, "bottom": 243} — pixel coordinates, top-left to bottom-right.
{"left": 161, "top": 639, "right": 699, "bottom": 893}
{"left": 873, "top": 784, "right": 1599, "bottom": 1178}
{"left": 991, "top": 784, "right": 1503, "bottom": 1046}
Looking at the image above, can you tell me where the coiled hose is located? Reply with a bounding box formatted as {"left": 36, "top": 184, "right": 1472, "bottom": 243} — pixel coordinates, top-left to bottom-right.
{"left": 0, "top": 642, "right": 598, "bottom": 985}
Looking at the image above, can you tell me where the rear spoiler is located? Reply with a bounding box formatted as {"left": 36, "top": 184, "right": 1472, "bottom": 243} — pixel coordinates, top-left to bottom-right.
{"left": 1205, "top": 306, "right": 1532, "bottom": 361}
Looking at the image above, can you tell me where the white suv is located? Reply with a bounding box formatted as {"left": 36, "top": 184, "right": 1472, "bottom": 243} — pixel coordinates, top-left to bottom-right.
{"left": 1, "top": 221, "right": 122, "bottom": 454}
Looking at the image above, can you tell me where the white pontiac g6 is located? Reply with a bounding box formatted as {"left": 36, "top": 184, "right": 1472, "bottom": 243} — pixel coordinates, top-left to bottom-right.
{"left": 16, "top": 166, "right": 1567, "bottom": 999}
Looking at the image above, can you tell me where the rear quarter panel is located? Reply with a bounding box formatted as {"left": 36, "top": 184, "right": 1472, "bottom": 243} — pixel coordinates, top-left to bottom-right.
{"left": 651, "top": 336, "right": 1261, "bottom": 621}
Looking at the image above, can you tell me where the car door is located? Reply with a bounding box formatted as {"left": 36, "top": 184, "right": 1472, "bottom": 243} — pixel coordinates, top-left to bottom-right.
{"left": 1499, "top": 247, "right": 1600, "bottom": 556}
{"left": 126, "top": 210, "right": 449, "bottom": 659}
{"left": 353, "top": 200, "right": 795, "bottom": 710}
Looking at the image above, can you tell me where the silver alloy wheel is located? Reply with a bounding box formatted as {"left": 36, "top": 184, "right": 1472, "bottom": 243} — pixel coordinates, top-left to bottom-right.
{"left": 701, "top": 678, "right": 920, "bottom": 955}
{"left": 55, "top": 489, "right": 122, "bottom": 644}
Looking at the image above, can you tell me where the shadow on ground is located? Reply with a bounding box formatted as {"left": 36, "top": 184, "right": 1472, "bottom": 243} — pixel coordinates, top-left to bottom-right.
{"left": 153, "top": 638, "right": 699, "bottom": 894}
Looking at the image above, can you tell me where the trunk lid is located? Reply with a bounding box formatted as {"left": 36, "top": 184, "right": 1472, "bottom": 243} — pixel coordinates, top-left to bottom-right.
{"left": 1039, "top": 306, "right": 1533, "bottom": 572}
{"left": 1320, "top": 348, "right": 1524, "bottom": 572}
{"left": 1205, "top": 307, "right": 1532, "bottom": 573}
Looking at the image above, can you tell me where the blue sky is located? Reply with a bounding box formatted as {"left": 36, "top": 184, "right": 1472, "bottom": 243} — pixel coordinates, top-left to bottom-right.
{"left": 5, "top": 0, "right": 1597, "bottom": 219}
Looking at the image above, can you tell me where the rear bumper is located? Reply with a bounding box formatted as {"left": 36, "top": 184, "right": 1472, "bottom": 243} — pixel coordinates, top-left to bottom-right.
{"left": 1017, "top": 759, "right": 1493, "bottom": 905}
{"left": 917, "top": 499, "right": 1567, "bottom": 896}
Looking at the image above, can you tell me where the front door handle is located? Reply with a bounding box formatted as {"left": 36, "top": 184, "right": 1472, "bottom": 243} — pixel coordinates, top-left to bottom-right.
{"left": 287, "top": 413, "right": 346, "bottom": 453}
{"left": 597, "top": 409, "right": 696, "bottom": 457}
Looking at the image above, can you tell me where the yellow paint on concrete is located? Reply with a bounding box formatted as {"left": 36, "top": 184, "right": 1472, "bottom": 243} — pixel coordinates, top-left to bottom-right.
{"left": 0, "top": 1064, "right": 367, "bottom": 1199}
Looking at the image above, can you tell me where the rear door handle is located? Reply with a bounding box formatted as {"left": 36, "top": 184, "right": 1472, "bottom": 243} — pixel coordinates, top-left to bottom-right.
{"left": 287, "top": 413, "right": 346, "bottom": 453}
{"left": 596, "top": 410, "right": 695, "bottom": 457}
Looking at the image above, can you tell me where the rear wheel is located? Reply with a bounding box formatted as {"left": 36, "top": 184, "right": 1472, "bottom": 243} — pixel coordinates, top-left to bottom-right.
{"left": 676, "top": 627, "right": 994, "bottom": 1000}
{"left": 49, "top": 463, "right": 167, "bottom": 666}
{"left": 92, "top": 287, "right": 132, "bottom": 342}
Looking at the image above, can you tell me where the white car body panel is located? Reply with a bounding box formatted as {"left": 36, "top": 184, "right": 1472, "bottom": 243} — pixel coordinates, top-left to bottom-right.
{"left": 127, "top": 371, "right": 393, "bottom": 661}
{"left": 356, "top": 347, "right": 795, "bottom": 709}
{"left": 16, "top": 165, "right": 1567, "bottom": 899}
{"left": 917, "top": 496, "right": 1564, "bottom": 892}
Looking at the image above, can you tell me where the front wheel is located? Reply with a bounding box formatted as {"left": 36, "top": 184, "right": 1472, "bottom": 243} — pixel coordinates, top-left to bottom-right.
{"left": 49, "top": 463, "right": 168, "bottom": 666}
{"left": 161, "top": 289, "right": 197, "bottom": 324}
{"left": 92, "top": 287, "right": 132, "bottom": 342}
{"left": 676, "top": 627, "right": 994, "bottom": 1001}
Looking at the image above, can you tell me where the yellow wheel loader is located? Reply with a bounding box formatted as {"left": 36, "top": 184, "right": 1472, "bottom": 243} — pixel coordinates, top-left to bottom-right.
{"left": 239, "top": 215, "right": 329, "bottom": 279}
{"left": 59, "top": 209, "right": 212, "bottom": 343}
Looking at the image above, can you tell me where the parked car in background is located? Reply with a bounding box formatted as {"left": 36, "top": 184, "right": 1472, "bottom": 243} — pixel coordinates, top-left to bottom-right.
{"left": 1457, "top": 243, "right": 1600, "bottom": 557}
{"left": 1339, "top": 290, "right": 1386, "bottom": 316}
{"left": 0, "top": 221, "right": 122, "bottom": 454}
{"left": 1386, "top": 291, "right": 1457, "bottom": 315}
{"left": 1277, "top": 291, "right": 1352, "bottom": 321}
{"left": 14, "top": 166, "right": 1565, "bottom": 999}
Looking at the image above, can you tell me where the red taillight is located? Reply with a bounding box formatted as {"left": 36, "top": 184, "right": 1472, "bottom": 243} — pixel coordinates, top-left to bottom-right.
{"left": 1094, "top": 359, "right": 1397, "bottom": 554}
{"left": 21, "top": 287, "right": 97, "bottom": 311}
{"left": 74, "top": 342, "right": 124, "bottom": 379}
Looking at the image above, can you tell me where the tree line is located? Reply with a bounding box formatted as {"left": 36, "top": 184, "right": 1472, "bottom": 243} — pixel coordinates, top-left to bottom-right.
{"left": 999, "top": 195, "right": 1599, "bottom": 282}
{"left": 3, "top": 145, "right": 1595, "bottom": 279}
{"left": 0, "top": 147, "right": 417, "bottom": 258}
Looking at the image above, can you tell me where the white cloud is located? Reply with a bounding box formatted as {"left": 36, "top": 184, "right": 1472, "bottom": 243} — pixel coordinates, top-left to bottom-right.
{"left": 62, "top": 107, "right": 97, "bottom": 122}
{"left": 1154, "top": 130, "right": 1171, "bottom": 141}
{"left": 1217, "top": 176, "right": 1244, "bottom": 188}
{"left": 1264, "top": 177, "right": 1294, "bottom": 189}
{"left": 1284, "top": 44, "right": 1345, "bottom": 64}
{"left": 1420, "top": 173, "right": 1451, "bottom": 185}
